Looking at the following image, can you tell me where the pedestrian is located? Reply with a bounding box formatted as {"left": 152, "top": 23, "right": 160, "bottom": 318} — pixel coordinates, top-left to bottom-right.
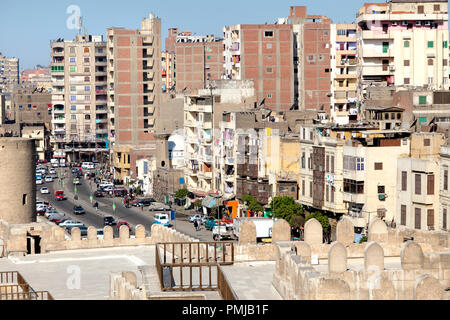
{"left": 194, "top": 219, "right": 198, "bottom": 231}
{"left": 94, "top": 201, "right": 99, "bottom": 212}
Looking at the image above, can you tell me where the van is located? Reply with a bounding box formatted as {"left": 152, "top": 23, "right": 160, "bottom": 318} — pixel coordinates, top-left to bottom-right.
{"left": 154, "top": 213, "right": 170, "bottom": 227}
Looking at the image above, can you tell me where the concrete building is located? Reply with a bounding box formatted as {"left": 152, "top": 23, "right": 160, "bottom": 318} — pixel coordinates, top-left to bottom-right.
{"left": 20, "top": 67, "right": 51, "bottom": 91}
{"left": 11, "top": 87, "right": 52, "bottom": 125}
{"left": 356, "top": 0, "right": 449, "bottom": 97}
{"left": 0, "top": 53, "right": 19, "bottom": 93}
{"left": 107, "top": 13, "right": 162, "bottom": 181}
{"left": 50, "top": 34, "right": 109, "bottom": 163}
{"left": 161, "top": 51, "right": 175, "bottom": 92}
{"left": 330, "top": 24, "right": 358, "bottom": 124}
{"left": 222, "top": 22, "right": 294, "bottom": 111}
{"left": 398, "top": 133, "right": 445, "bottom": 231}
{"left": 439, "top": 143, "right": 450, "bottom": 231}
{"left": 289, "top": 6, "right": 332, "bottom": 113}
{"left": 175, "top": 35, "right": 223, "bottom": 93}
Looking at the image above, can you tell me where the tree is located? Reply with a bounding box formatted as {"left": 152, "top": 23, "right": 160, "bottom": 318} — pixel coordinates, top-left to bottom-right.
{"left": 305, "top": 211, "right": 330, "bottom": 231}
{"left": 193, "top": 199, "right": 203, "bottom": 208}
{"left": 175, "top": 188, "right": 189, "bottom": 199}
{"left": 242, "top": 195, "right": 264, "bottom": 214}
{"left": 359, "top": 235, "right": 368, "bottom": 244}
{"left": 269, "top": 196, "right": 303, "bottom": 225}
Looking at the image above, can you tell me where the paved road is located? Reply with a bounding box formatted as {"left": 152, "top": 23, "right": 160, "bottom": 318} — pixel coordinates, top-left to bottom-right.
{"left": 36, "top": 165, "right": 219, "bottom": 242}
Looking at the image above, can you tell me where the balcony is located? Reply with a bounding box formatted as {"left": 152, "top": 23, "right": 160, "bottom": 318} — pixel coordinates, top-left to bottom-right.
{"left": 359, "top": 30, "right": 391, "bottom": 40}
{"left": 343, "top": 192, "right": 366, "bottom": 204}
{"left": 361, "top": 65, "right": 395, "bottom": 76}
{"left": 361, "top": 47, "right": 392, "bottom": 58}
{"left": 334, "top": 73, "right": 358, "bottom": 79}
{"left": 96, "top": 107, "right": 108, "bottom": 113}
{"left": 198, "top": 171, "right": 213, "bottom": 179}
{"left": 143, "top": 35, "right": 154, "bottom": 45}
{"left": 52, "top": 117, "right": 66, "bottom": 124}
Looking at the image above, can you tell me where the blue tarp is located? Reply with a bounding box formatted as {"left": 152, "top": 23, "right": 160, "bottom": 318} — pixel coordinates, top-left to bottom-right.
{"left": 202, "top": 196, "right": 216, "bottom": 208}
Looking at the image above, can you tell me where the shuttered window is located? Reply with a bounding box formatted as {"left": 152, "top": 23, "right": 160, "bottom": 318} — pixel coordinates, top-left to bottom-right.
{"left": 309, "top": 181, "right": 313, "bottom": 198}
{"left": 331, "top": 156, "right": 335, "bottom": 173}
{"left": 415, "top": 174, "right": 421, "bottom": 195}
{"left": 374, "top": 162, "right": 383, "bottom": 170}
{"left": 326, "top": 185, "right": 329, "bottom": 202}
{"left": 331, "top": 186, "right": 335, "bottom": 203}
{"left": 326, "top": 155, "right": 329, "bottom": 172}
{"left": 444, "top": 169, "right": 448, "bottom": 191}
{"left": 444, "top": 208, "right": 447, "bottom": 230}
{"left": 302, "top": 180, "right": 305, "bottom": 196}
{"left": 427, "top": 209, "right": 434, "bottom": 227}
{"left": 427, "top": 174, "right": 434, "bottom": 195}
{"left": 401, "top": 205, "right": 407, "bottom": 226}
{"left": 415, "top": 208, "right": 421, "bottom": 229}
{"left": 401, "top": 171, "right": 407, "bottom": 191}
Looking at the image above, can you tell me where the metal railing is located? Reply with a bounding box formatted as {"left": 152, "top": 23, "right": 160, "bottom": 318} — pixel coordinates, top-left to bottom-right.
{"left": 0, "top": 271, "right": 54, "bottom": 300}
{"left": 155, "top": 242, "right": 234, "bottom": 294}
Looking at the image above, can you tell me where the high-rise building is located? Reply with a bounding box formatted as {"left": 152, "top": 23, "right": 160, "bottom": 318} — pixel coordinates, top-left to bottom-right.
{"left": 175, "top": 34, "right": 223, "bottom": 93}
{"left": 357, "top": 0, "right": 449, "bottom": 96}
{"left": 289, "top": 6, "right": 332, "bottom": 113}
{"left": 107, "top": 13, "right": 162, "bottom": 181}
{"left": 330, "top": 24, "right": 359, "bottom": 125}
{"left": 165, "top": 28, "right": 181, "bottom": 54}
{"left": 222, "top": 22, "right": 294, "bottom": 112}
{"left": 0, "top": 53, "right": 19, "bottom": 93}
{"left": 161, "top": 51, "right": 175, "bottom": 92}
{"left": 50, "top": 34, "right": 109, "bottom": 162}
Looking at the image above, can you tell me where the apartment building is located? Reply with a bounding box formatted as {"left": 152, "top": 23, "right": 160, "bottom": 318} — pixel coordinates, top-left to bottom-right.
{"left": 10, "top": 87, "right": 52, "bottom": 125}
{"left": 343, "top": 130, "right": 411, "bottom": 227}
{"left": 330, "top": 24, "right": 358, "bottom": 124}
{"left": 175, "top": 35, "right": 223, "bottom": 93}
{"left": 107, "top": 13, "right": 162, "bottom": 181}
{"left": 222, "top": 22, "right": 294, "bottom": 111}
{"left": 20, "top": 67, "right": 52, "bottom": 91}
{"left": 397, "top": 133, "right": 445, "bottom": 231}
{"left": 165, "top": 28, "right": 181, "bottom": 54}
{"left": 0, "top": 53, "right": 19, "bottom": 93}
{"left": 356, "top": 0, "right": 449, "bottom": 96}
{"left": 439, "top": 143, "right": 450, "bottom": 231}
{"left": 298, "top": 125, "right": 347, "bottom": 218}
{"left": 50, "top": 34, "right": 109, "bottom": 162}
{"left": 289, "top": 6, "right": 332, "bottom": 113}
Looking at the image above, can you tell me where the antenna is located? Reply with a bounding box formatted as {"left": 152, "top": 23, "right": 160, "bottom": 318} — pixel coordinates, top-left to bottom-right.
{"left": 78, "top": 16, "right": 82, "bottom": 35}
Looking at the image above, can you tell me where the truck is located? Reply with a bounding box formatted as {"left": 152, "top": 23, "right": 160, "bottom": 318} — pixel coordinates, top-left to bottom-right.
{"left": 233, "top": 217, "right": 274, "bottom": 241}
{"left": 212, "top": 225, "right": 234, "bottom": 241}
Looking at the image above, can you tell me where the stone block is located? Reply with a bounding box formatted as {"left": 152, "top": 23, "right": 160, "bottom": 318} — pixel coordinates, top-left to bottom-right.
{"left": 294, "top": 242, "right": 311, "bottom": 264}
{"left": 364, "top": 242, "right": 384, "bottom": 273}
{"left": 336, "top": 217, "right": 354, "bottom": 246}
{"left": 304, "top": 218, "right": 322, "bottom": 245}
{"left": 135, "top": 225, "right": 146, "bottom": 239}
{"left": 71, "top": 227, "right": 81, "bottom": 241}
{"left": 272, "top": 219, "right": 291, "bottom": 242}
{"left": 87, "top": 226, "right": 97, "bottom": 241}
{"left": 401, "top": 241, "right": 424, "bottom": 270}
{"left": 119, "top": 225, "right": 130, "bottom": 241}
{"left": 368, "top": 218, "right": 388, "bottom": 243}
{"left": 316, "top": 278, "right": 351, "bottom": 300}
{"left": 238, "top": 220, "right": 257, "bottom": 245}
{"left": 368, "top": 275, "right": 395, "bottom": 300}
{"left": 414, "top": 274, "right": 443, "bottom": 300}
{"left": 328, "top": 242, "right": 347, "bottom": 273}
{"left": 104, "top": 226, "right": 113, "bottom": 240}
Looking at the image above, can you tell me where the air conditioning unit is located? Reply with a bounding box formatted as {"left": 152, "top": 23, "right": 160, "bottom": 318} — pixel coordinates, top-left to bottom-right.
{"left": 389, "top": 66, "right": 396, "bottom": 71}
{"left": 402, "top": 21, "right": 408, "bottom": 26}
{"left": 392, "top": 21, "right": 398, "bottom": 26}
{"left": 424, "top": 21, "right": 431, "bottom": 26}
{"left": 415, "top": 21, "right": 422, "bottom": 26}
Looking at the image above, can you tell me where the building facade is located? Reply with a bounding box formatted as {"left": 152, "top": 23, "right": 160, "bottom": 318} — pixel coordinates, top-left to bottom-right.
{"left": 0, "top": 53, "right": 19, "bottom": 93}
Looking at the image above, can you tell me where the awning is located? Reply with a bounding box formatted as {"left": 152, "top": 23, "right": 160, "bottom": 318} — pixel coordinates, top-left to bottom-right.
{"left": 202, "top": 196, "right": 216, "bottom": 208}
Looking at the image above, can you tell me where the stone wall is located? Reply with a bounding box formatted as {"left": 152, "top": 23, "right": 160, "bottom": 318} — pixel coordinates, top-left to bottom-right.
{"left": 109, "top": 272, "right": 145, "bottom": 300}
{"left": 272, "top": 240, "right": 450, "bottom": 300}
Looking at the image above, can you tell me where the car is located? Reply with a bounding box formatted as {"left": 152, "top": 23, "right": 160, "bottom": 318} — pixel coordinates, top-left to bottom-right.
{"left": 52, "top": 163, "right": 59, "bottom": 168}
{"left": 117, "top": 221, "right": 131, "bottom": 231}
{"left": 97, "top": 229, "right": 104, "bottom": 240}
{"left": 49, "top": 169, "right": 56, "bottom": 175}
{"left": 102, "top": 186, "right": 114, "bottom": 193}
{"left": 44, "top": 176, "right": 53, "bottom": 183}
{"left": 189, "top": 214, "right": 203, "bottom": 223}
{"left": 204, "top": 217, "right": 218, "bottom": 231}
{"left": 73, "top": 178, "right": 81, "bottom": 185}
{"left": 94, "top": 190, "right": 104, "bottom": 198}
{"left": 40, "top": 187, "right": 49, "bottom": 195}
{"left": 48, "top": 213, "right": 67, "bottom": 223}
{"left": 73, "top": 206, "right": 85, "bottom": 215}
{"left": 36, "top": 179, "right": 43, "bottom": 185}
{"left": 201, "top": 215, "right": 209, "bottom": 225}
{"left": 148, "top": 202, "right": 170, "bottom": 211}
{"left": 55, "top": 192, "right": 67, "bottom": 201}
{"left": 59, "top": 220, "right": 84, "bottom": 229}
{"left": 154, "top": 213, "right": 170, "bottom": 227}
{"left": 36, "top": 204, "right": 47, "bottom": 215}
{"left": 45, "top": 209, "right": 58, "bottom": 218}
{"left": 99, "top": 182, "right": 114, "bottom": 189}
{"left": 104, "top": 216, "right": 116, "bottom": 226}
{"left": 68, "top": 225, "right": 88, "bottom": 236}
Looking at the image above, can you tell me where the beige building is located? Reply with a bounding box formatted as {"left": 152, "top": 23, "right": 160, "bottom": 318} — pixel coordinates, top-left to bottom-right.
{"left": 0, "top": 53, "right": 19, "bottom": 93}
{"left": 439, "top": 144, "right": 450, "bottom": 231}
{"left": 21, "top": 126, "right": 47, "bottom": 161}
{"left": 161, "top": 51, "right": 174, "bottom": 92}
{"left": 357, "top": 0, "right": 449, "bottom": 96}
{"left": 330, "top": 24, "right": 358, "bottom": 125}
{"left": 50, "top": 34, "right": 109, "bottom": 162}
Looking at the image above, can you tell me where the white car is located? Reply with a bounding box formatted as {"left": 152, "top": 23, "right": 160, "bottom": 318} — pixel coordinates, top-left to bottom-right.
{"left": 49, "top": 169, "right": 56, "bottom": 175}
{"left": 52, "top": 163, "right": 59, "bottom": 168}
{"left": 45, "top": 210, "right": 58, "bottom": 218}
{"left": 59, "top": 220, "right": 84, "bottom": 229}
{"left": 97, "top": 229, "right": 104, "bottom": 240}
{"left": 40, "top": 187, "right": 49, "bottom": 194}
{"left": 36, "top": 179, "right": 43, "bottom": 185}
{"left": 45, "top": 176, "right": 53, "bottom": 183}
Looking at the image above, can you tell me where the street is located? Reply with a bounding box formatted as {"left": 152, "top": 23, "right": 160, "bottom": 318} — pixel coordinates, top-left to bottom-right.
{"left": 37, "top": 165, "right": 218, "bottom": 241}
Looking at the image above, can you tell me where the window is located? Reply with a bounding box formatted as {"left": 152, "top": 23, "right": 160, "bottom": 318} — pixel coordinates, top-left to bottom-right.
{"left": 415, "top": 208, "right": 421, "bottom": 229}
{"left": 309, "top": 181, "right": 313, "bottom": 198}
{"left": 264, "top": 31, "right": 274, "bottom": 38}
{"left": 326, "top": 185, "right": 329, "bottom": 202}
{"left": 444, "top": 169, "right": 448, "bottom": 191}
{"left": 401, "top": 205, "right": 407, "bottom": 226}
{"left": 307, "top": 55, "right": 315, "bottom": 62}
{"left": 374, "top": 162, "right": 383, "bottom": 170}
{"left": 378, "top": 185, "right": 385, "bottom": 194}
{"left": 427, "top": 174, "right": 434, "bottom": 195}
{"left": 70, "top": 66, "right": 76, "bottom": 73}
{"left": 434, "top": 4, "right": 440, "bottom": 11}
{"left": 428, "top": 77, "right": 434, "bottom": 85}
{"left": 70, "top": 86, "right": 76, "bottom": 92}
{"left": 356, "top": 158, "right": 364, "bottom": 171}
{"left": 419, "top": 96, "right": 427, "bottom": 105}
{"left": 331, "top": 156, "right": 334, "bottom": 173}
{"left": 85, "top": 86, "right": 90, "bottom": 92}
{"left": 70, "top": 57, "right": 76, "bottom": 63}
{"left": 402, "top": 171, "right": 407, "bottom": 191}
{"left": 404, "top": 40, "right": 410, "bottom": 48}
{"left": 85, "top": 95, "right": 90, "bottom": 101}
{"left": 84, "top": 47, "right": 90, "bottom": 53}
{"left": 428, "top": 59, "right": 434, "bottom": 66}
{"left": 302, "top": 180, "right": 305, "bottom": 196}
{"left": 84, "top": 67, "right": 90, "bottom": 73}
{"left": 70, "top": 105, "right": 76, "bottom": 110}
{"left": 266, "top": 43, "right": 272, "bottom": 49}
{"left": 331, "top": 186, "right": 335, "bottom": 203}
{"left": 70, "top": 96, "right": 76, "bottom": 101}
{"left": 404, "top": 78, "right": 410, "bottom": 85}
{"left": 266, "top": 68, "right": 273, "bottom": 73}
{"left": 443, "top": 41, "right": 448, "bottom": 48}
{"left": 382, "top": 42, "right": 389, "bottom": 53}
{"left": 301, "top": 152, "right": 305, "bottom": 169}
{"left": 404, "top": 60, "right": 410, "bottom": 66}
{"left": 427, "top": 209, "right": 434, "bottom": 227}
{"left": 444, "top": 59, "right": 448, "bottom": 66}
{"left": 418, "top": 5, "right": 424, "bottom": 14}
{"left": 415, "top": 174, "right": 421, "bottom": 195}
{"left": 267, "top": 93, "right": 272, "bottom": 99}
{"left": 444, "top": 208, "right": 447, "bottom": 230}
{"left": 427, "top": 41, "right": 434, "bottom": 48}
{"left": 326, "top": 155, "right": 330, "bottom": 172}
{"left": 424, "top": 138, "right": 430, "bottom": 146}
{"left": 71, "top": 115, "right": 76, "bottom": 120}
{"left": 22, "top": 194, "right": 27, "bottom": 206}
{"left": 344, "top": 179, "right": 364, "bottom": 194}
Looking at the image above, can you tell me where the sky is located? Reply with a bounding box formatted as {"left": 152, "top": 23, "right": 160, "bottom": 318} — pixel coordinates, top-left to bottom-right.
{"left": 0, "top": 0, "right": 366, "bottom": 70}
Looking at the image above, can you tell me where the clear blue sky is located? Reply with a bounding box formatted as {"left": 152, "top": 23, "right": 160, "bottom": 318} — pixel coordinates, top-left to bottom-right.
{"left": 0, "top": 0, "right": 366, "bottom": 70}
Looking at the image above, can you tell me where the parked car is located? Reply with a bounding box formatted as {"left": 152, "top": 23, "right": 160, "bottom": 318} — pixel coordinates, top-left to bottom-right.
{"left": 73, "top": 205, "right": 85, "bottom": 215}
{"left": 49, "top": 169, "right": 56, "bottom": 175}
{"left": 36, "top": 204, "right": 47, "bottom": 215}
{"left": 68, "top": 225, "right": 88, "bottom": 236}
{"left": 48, "top": 213, "right": 66, "bottom": 224}
{"left": 148, "top": 202, "right": 170, "bottom": 211}
{"left": 154, "top": 213, "right": 170, "bottom": 227}
{"left": 54, "top": 190, "right": 66, "bottom": 201}
{"left": 94, "top": 190, "right": 104, "bottom": 198}
{"left": 204, "top": 217, "right": 219, "bottom": 231}
{"left": 201, "top": 215, "right": 209, "bottom": 225}
{"left": 40, "top": 187, "right": 49, "bottom": 195}
{"left": 104, "top": 216, "right": 116, "bottom": 226}
{"left": 44, "top": 176, "right": 53, "bottom": 183}
{"left": 36, "top": 179, "right": 43, "bottom": 185}
{"left": 189, "top": 214, "right": 203, "bottom": 223}
{"left": 117, "top": 221, "right": 131, "bottom": 231}
{"left": 97, "top": 229, "right": 104, "bottom": 240}
{"left": 59, "top": 220, "right": 84, "bottom": 229}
